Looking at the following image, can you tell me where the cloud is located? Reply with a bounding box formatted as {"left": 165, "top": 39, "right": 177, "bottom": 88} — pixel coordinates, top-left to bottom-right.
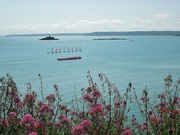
{"left": 1, "top": 15, "right": 180, "bottom": 35}
{"left": 154, "top": 13, "right": 169, "bottom": 20}
{"left": 78, "top": 20, "right": 100, "bottom": 26}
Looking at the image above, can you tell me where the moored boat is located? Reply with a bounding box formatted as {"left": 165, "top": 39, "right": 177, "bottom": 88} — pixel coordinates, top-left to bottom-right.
{"left": 57, "top": 56, "right": 82, "bottom": 61}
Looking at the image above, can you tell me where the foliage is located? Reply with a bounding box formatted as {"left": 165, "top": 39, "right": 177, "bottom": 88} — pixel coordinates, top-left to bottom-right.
{"left": 0, "top": 73, "right": 179, "bottom": 135}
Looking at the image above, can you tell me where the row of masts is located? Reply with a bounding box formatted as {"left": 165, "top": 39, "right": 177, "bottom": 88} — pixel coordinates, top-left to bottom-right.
{"left": 49, "top": 47, "right": 82, "bottom": 53}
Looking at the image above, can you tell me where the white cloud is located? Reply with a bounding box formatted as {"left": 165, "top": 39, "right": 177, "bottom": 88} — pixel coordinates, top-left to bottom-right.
{"left": 1, "top": 15, "right": 180, "bottom": 35}
{"left": 154, "top": 13, "right": 169, "bottom": 20}
{"left": 78, "top": 20, "right": 100, "bottom": 26}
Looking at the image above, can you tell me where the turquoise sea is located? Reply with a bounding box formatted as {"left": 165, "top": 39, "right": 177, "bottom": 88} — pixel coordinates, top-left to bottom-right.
{"left": 0, "top": 36, "right": 180, "bottom": 102}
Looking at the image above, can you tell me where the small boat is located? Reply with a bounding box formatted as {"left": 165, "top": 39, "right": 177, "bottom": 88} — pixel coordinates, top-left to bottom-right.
{"left": 55, "top": 48, "right": 58, "bottom": 53}
{"left": 57, "top": 56, "right": 82, "bottom": 61}
{"left": 59, "top": 48, "right": 62, "bottom": 53}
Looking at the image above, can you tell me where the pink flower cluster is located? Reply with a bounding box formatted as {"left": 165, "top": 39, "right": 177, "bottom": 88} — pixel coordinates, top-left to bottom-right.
{"left": 83, "top": 87, "right": 101, "bottom": 103}
{"left": 89, "top": 104, "right": 104, "bottom": 117}
{"left": 20, "top": 114, "right": 37, "bottom": 131}
{"left": 45, "top": 94, "right": 55, "bottom": 103}
{"left": 24, "top": 93, "right": 36, "bottom": 103}
{"left": 28, "top": 132, "right": 37, "bottom": 135}
{"left": 9, "top": 112, "right": 17, "bottom": 119}
{"left": 40, "top": 104, "right": 53, "bottom": 114}
{"left": 72, "top": 119, "right": 91, "bottom": 135}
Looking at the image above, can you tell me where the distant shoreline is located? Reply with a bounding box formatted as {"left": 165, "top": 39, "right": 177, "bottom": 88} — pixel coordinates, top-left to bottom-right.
{"left": 4, "top": 31, "right": 180, "bottom": 37}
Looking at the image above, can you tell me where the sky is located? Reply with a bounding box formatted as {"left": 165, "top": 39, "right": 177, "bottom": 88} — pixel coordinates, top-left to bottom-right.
{"left": 0, "top": 0, "right": 180, "bottom": 36}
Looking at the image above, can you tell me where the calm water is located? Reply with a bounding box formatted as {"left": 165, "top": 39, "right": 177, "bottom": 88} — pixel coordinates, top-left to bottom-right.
{"left": 0, "top": 36, "right": 180, "bottom": 102}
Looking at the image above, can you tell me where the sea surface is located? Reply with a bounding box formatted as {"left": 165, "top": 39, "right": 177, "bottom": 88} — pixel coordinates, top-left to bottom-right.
{"left": 0, "top": 35, "right": 180, "bottom": 105}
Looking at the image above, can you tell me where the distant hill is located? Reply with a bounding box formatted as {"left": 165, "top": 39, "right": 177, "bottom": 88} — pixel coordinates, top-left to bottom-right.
{"left": 5, "top": 31, "right": 180, "bottom": 37}
{"left": 86, "top": 31, "right": 180, "bottom": 36}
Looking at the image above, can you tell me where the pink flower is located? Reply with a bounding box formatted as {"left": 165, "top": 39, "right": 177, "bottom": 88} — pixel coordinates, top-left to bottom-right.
{"left": 148, "top": 110, "right": 152, "bottom": 115}
{"left": 28, "top": 132, "right": 37, "bottom": 135}
{"left": 54, "top": 123, "right": 61, "bottom": 129}
{"left": 160, "top": 93, "right": 165, "bottom": 98}
{"left": 86, "top": 87, "right": 92, "bottom": 93}
{"left": 157, "top": 118, "right": 165, "bottom": 123}
{"left": 60, "top": 105, "right": 66, "bottom": 110}
{"left": 105, "top": 104, "right": 111, "bottom": 111}
{"left": 158, "top": 102, "right": 165, "bottom": 107}
{"left": 92, "top": 90, "right": 101, "bottom": 98}
{"left": 83, "top": 94, "right": 94, "bottom": 102}
{"left": 141, "top": 123, "right": 148, "bottom": 130}
{"left": 37, "top": 101, "right": 44, "bottom": 106}
{"left": 122, "top": 129, "right": 132, "bottom": 135}
{"left": 17, "top": 102, "right": 24, "bottom": 108}
{"left": 45, "top": 94, "right": 55, "bottom": 103}
{"left": 115, "top": 101, "right": 121, "bottom": 108}
{"left": 0, "top": 118, "right": 9, "bottom": 127}
{"left": 72, "top": 125, "right": 84, "bottom": 135}
{"left": 160, "top": 107, "right": 168, "bottom": 113}
{"left": 40, "top": 104, "right": 53, "bottom": 114}
{"left": 24, "top": 93, "right": 36, "bottom": 102}
{"left": 132, "top": 116, "right": 136, "bottom": 122}
{"left": 20, "top": 114, "right": 37, "bottom": 129}
{"left": 172, "top": 109, "right": 180, "bottom": 115}
{"left": 61, "top": 116, "right": 70, "bottom": 126}
{"left": 36, "top": 121, "right": 46, "bottom": 130}
{"left": 89, "top": 104, "right": 104, "bottom": 117}
{"left": 13, "top": 96, "right": 21, "bottom": 103}
{"left": 9, "top": 112, "right": 17, "bottom": 119}
{"left": 150, "top": 116, "right": 157, "bottom": 122}
{"left": 80, "top": 119, "right": 91, "bottom": 130}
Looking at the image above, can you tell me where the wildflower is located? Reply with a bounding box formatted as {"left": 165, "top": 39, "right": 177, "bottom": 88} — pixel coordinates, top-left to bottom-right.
{"left": 13, "top": 96, "right": 21, "bottom": 103}
{"left": 158, "top": 102, "right": 165, "bottom": 107}
{"left": 141, "top": 123, "right": 148, "bottom": 130}
{"left": 160, "top": 107, "right": 168, "bottom": 113}
{"left": 80, "top": 119, "right": 91, "bottom": 130}
{"left": 40, "top": 104, "right": 53, "bottom": 114}
{"left": 132, "top": 115, "right": 136, "bottom": 122}
{"left": 28, "top": 132, "right": 37, "bottom": 135}
{"left": 86, "top": 87, "right": 92, "bottom": 93}
{"left": 54, "top": 122, "right": 61, "bottom": 129}
{"left": 0, "top": 118, "right": 9, "bottom": 127}
{"left": 24, "top": 93, "right": 36, "bottom": 104}
{"left": 89, "top": 104, "right": 104, "bottom": 117}
{"left": 115, "top": 101, "right": 121, "bottom": 108}
{"left": 148, "top": 110, "right": 152, "bottom": 115}
{"left": 92, "top": 90, "right": 101, "bottom": 98}
{"left": 72, "top": 125, "right": 84, "bottom": 135}
{"left": 160, "top": 93, "right": 165, "bottom": 98}
{"left": 36, "top": 121, "right": 46, "bottom": 131}
{"left": 9, "top": 112, "right": 17, "bottom": 119}
{"left": 20, "top": 114, "right": 37, "bottom": 129}
{"left": 60, "top": 105, "right": 66, "bottom": 110}
{"left": 17, "top": 102, "right": 24, "bottom": 108}
{"left": 83, "top": 94, "right": 93, "bottom": 102}
{"left": 150, "top": 116, "right": 157, "bottom": 122}
{"left": 157, "top": 118, "right": 164, "bottom": 123}
{"left": 45, "top": 94, "right": 55, "bottom": 103}
{"left": 37, "top": 101, "right": 44, "bottom": 106}
{"left": 123, "top": 129, "right": 132, "bottom": 135}
{"left": 105, "top": 104, "right": 111, "bottom": 111}
{"left": 61, "top": 116, "right": 70, "bottom": 126}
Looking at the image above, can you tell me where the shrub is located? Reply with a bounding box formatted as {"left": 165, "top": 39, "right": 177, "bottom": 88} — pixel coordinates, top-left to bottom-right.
{"left": 0, "top": 73, "right": 179, "bottom": 135}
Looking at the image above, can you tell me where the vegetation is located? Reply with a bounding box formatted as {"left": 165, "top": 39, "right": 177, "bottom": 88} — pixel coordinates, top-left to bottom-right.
{"left": 0, "top": 72, "right": 179, "bottom": 135}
